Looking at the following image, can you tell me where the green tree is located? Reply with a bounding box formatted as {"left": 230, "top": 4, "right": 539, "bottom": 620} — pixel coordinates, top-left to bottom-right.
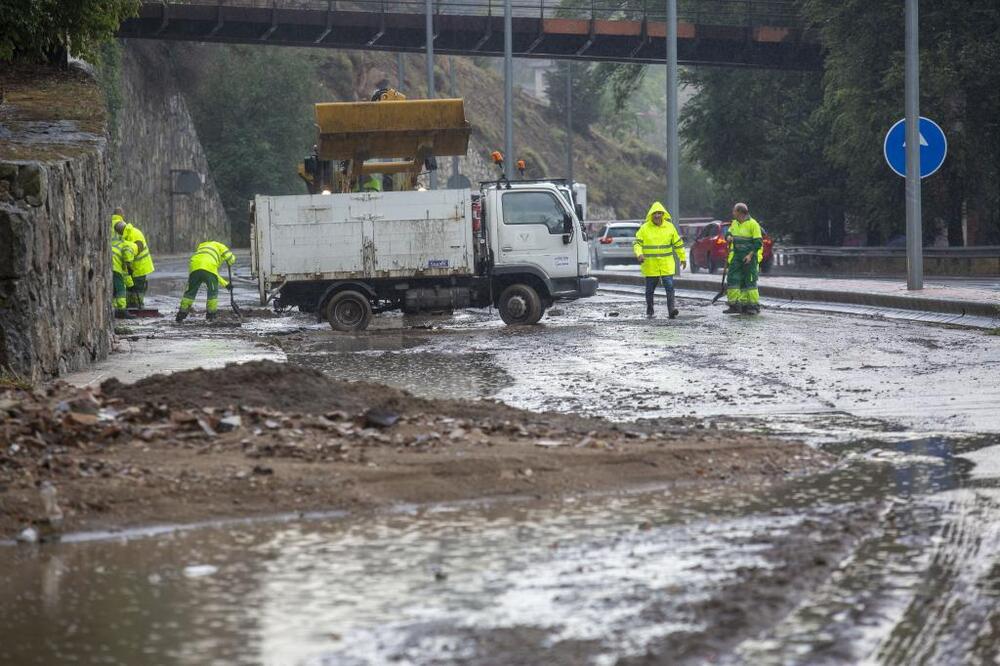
{"left": 681, "top": 67, "right": 845, "bottom": 243}
{"left": 0, "top": 0, "right": 139, "bottom": 63}
{"left": 682, "top": 0, "right": 1000, "bottom": 245}
{"left": 170, "top": 44, "right": 322, "bottom": 244}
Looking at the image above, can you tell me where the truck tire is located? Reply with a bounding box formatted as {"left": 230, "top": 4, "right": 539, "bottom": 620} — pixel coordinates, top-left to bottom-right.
{"left": 324, "top": 290, "right": 372, "bottom": 332}
{"left": 708, "top": 256, "right": 719, "bottom": 274}
{"left": 498, "top": 284, "right": 543, "bottom": 326}
{"left": 689, "top": 256, "right": 699, "bottom": 273}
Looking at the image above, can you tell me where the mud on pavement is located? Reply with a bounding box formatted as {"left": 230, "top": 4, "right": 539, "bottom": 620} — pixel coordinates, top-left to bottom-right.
{"left": 0, "top": 360, "right": 829, "bottom": 537}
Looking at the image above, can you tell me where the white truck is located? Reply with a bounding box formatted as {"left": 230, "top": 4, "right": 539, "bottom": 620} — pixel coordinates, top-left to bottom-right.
{"left": 250, "top": 181, "right": 597, "bottom": 331}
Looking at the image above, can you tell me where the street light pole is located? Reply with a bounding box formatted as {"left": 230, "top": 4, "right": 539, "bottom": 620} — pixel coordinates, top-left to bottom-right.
{"left": 503, "top": 0, "right": 514, "bottom": 181}
{"left": 425, "top": 0, "right": 437, "bottom": 189}
{"left": 450, "top": 56, "right": 459, "bottom": 180}
{"left": 566, "top": 61, "right": 573, "bottom": 184}
{"left": 665, "top": 0, "right": 679, "bottom": 217}
{"left": 904, "top": 0, "right": 923, "bottom": 290}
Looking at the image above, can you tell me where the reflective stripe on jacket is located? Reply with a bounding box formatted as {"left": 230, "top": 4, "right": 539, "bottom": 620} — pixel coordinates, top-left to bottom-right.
{"left": 726, "top": 217, "right": 763, "bottom": 265}
{"left": 633, "top": 201, "right": 686, "bottom": 278}
{"left": 112, "top": 238, "right": 137, "bottom": 275}
{"left": 189, "top": 241, "right": 236, "bottom": 287}
{"left": 122, "top": 224, "right": 154, "bottom": 277}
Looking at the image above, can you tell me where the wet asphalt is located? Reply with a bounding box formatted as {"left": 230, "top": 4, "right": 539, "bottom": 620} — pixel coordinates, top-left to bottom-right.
{"left": 5, "top": 255, "right": 1000, "bottom": 664}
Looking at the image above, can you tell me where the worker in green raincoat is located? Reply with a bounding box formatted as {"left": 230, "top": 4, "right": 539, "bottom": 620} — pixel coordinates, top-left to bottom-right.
{"left": 724, "top": 202, "right": 763, "bottom": 315}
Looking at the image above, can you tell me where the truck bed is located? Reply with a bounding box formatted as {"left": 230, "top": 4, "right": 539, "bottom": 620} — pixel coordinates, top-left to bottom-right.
{"left": 252, "top": 190, "right": 474, "bottom": 293}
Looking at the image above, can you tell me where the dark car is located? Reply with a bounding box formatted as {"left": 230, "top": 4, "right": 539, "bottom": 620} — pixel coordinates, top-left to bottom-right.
{"left": 689, "top": 221, "right": 774, "bottom": 274}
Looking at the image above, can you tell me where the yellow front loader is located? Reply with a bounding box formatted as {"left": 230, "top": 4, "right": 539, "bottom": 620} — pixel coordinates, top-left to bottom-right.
{"left": 298, "top": 89, "right": 471, "bottom": 194}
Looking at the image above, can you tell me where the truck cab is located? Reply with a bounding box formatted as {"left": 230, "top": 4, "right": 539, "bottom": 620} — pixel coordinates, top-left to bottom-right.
{"left": 479, "top": 181, "right": 596, "bottom": 323}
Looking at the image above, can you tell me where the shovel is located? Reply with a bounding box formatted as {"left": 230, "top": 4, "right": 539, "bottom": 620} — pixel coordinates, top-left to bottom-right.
{"left": 710, "top": 264, "right": 728, "bottom": 304}
{"left": 226, "top": 264, "right": 242, "bottom": 320}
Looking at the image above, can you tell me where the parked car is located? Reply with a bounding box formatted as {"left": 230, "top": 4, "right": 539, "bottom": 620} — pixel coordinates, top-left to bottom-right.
{"left": 590, "top": 222, "right": 641, "bottom": 270}
{"left": 689, "top": 220, "right": 774, "bottom": 274}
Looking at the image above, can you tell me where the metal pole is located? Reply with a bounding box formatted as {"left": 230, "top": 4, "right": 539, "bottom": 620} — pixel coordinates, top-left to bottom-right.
{"left": 905, "top": 0, "right": 922, "bottom": 289}
{"left": 665, "top": 0, "right": 679, "bottom": 216}
{"left": 566, "top": 61, "right": 573, "bottom": 183}
{"left": 425, "top": 0, "right": 437, "bottom": 189}
{"left": 168, "top": 170, "right": 176, "bottom": 254}
{"left": 503, "top": 0, "right": 514, "bottom": 181}
{"left": 450, "top": 56, "right": 459, "bottom": 180}
{"left": 397, "top": 52, "right": 405, "bottom": 91}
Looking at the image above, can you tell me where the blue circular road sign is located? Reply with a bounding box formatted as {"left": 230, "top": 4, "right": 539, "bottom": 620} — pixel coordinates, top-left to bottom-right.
{"left": 883, "top": 116, "right": 947, "bottom": 178}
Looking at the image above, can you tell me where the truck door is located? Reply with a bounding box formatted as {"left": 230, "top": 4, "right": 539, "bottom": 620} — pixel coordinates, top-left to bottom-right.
{"left": 496, "top": 189, "right": 577, "bottom": 280}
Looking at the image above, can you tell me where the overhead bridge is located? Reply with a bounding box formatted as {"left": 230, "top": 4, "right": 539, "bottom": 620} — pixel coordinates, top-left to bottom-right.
{"left": 120, "top": 0, "right": 822, "bottom": 69}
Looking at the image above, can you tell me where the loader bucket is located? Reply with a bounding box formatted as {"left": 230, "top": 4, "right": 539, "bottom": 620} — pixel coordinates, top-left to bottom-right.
{"left": 314, "top": 98, "right": 470, "bottom": 161}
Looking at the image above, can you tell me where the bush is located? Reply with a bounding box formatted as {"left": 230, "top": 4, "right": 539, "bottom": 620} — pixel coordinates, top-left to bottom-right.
{"left": 0, "top": 0, "right": 139, "bottom": 63}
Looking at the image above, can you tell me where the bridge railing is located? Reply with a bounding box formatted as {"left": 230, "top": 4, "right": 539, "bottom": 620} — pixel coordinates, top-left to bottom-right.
{"left": 153, "top": 0, "right": 802, "bottom": 26}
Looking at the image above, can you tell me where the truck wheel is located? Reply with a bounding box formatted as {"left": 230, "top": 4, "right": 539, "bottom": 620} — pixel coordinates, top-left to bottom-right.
{"left": 498, "top": 284, "right": 543, "bottom": 326}
{"left": 689, "top": 257, "right": 699, "bottom": 273}
{"left": 708, "top": 256, "right": 719, "bottom": 274}
{"left": 324, "top": 290, "right": 372, "bottom": 332}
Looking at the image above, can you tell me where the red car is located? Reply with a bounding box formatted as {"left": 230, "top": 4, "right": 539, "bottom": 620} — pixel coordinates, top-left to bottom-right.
{"left": 689, "top": 220, "right": 774, "bottom": 274}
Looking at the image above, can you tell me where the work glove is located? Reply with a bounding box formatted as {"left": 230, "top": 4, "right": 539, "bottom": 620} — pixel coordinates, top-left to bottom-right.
{"left": 124, "top": 275, "right": 134, "bottom": 288}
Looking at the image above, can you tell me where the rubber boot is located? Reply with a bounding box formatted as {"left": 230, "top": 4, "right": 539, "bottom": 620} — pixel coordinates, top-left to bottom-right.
{"left": 722, "top": 305, "right": 741, "bottom": 314}
{"left": 667, "top": 293, "right": 678, "bottom": 319}
{"left": 746, "top": 304, "right": 761, "bottom": 315}
{"left": 175, "top": 310, "right": 188, "bottom": 323}
{"left": 115, "top": 309, "right": 135, "bottom": 320}
{"left": 206, "top": 311, "right": 218, "bottom": 322}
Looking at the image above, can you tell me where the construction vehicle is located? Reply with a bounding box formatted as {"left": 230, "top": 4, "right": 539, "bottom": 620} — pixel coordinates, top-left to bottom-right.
{"left": 251, "top": 92, "right": 597, "bottom": 331}
{"left": 297, "top": 87, "right": 470, "bottom": 195}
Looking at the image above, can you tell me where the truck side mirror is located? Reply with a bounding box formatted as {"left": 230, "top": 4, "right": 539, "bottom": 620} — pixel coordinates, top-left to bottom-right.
{"left": 562, "top": 212, "right": 573, "bottom": 244}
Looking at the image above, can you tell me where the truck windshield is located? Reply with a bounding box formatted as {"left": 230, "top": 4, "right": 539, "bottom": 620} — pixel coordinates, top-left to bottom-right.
{"left": 502, "top": 191, "right": 567, "bottom": 235}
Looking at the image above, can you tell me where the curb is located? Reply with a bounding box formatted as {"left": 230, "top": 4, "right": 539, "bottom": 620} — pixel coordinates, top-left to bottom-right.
{"left": 594, "top": 271, "right": 1000, "bottom": 319}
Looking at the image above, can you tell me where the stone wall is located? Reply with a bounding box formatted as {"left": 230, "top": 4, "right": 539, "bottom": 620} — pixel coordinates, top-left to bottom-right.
{"left": 111, "top": 41, "right": 229, "bottom": 253}
{"left": 0, "top": 67, "right": 113, "bottom": 382}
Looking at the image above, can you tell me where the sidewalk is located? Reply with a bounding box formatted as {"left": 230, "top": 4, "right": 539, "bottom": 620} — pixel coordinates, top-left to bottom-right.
{"left": 596, "top": 269, "right": 1000, "bottom": 319}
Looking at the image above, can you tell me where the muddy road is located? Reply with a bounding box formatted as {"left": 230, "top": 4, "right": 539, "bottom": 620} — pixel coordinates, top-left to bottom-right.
{"left": 3, "top": 256, "right": 999, "bottom": 664}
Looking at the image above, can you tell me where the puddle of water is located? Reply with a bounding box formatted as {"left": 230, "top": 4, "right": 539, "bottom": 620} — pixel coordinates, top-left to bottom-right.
{"left": 2, "top": 436, "right": 997, "bottom": 665}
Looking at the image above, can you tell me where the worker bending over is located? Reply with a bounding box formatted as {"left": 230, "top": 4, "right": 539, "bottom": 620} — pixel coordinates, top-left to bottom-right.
{"left": 111, "top": 208, "right": 155, "bottom": 308}
{"left": 724, "top": 202, "right": 763, "bottom": 315}
{"left": 111, "top": 236, "right": 138, "bottom": 319}
{"left": 634, "top": 202, "right": 686, "bottom": 319}
{"left": 175, "top": 241, "right": 236, "bottom": 322}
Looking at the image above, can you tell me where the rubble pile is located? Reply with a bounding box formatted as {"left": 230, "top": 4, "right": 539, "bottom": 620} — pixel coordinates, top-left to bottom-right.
{"left": 1, "top": 376, "right": 686, "bottom": 488}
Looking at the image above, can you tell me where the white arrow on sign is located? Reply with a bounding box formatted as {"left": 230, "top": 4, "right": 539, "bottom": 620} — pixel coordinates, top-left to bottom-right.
{"left": 903, "top": 133, "right": 929, "bottom": 148}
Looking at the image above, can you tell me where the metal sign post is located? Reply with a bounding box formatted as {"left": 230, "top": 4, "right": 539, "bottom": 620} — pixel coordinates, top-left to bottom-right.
{"left": 904, "top": 0, "right": 921, "bottom": 290}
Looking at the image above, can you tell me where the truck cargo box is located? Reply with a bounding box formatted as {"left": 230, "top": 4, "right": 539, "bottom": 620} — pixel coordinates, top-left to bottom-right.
{"left": 252, "top": 189, "right": 473, "bottom": 295}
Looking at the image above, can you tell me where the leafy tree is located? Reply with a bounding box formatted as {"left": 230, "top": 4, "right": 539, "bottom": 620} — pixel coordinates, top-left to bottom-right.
{"left": 681, "top": 67, "right": 846, "bottom": 243}
{"left": 682, "top": 0, "right": 1000, "bottom": 245}
{"left": 0, "top": 0, "right": 139, "bottom": 63}
{"left": 170, "top": 44, "right": 322, "bottom": 244}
